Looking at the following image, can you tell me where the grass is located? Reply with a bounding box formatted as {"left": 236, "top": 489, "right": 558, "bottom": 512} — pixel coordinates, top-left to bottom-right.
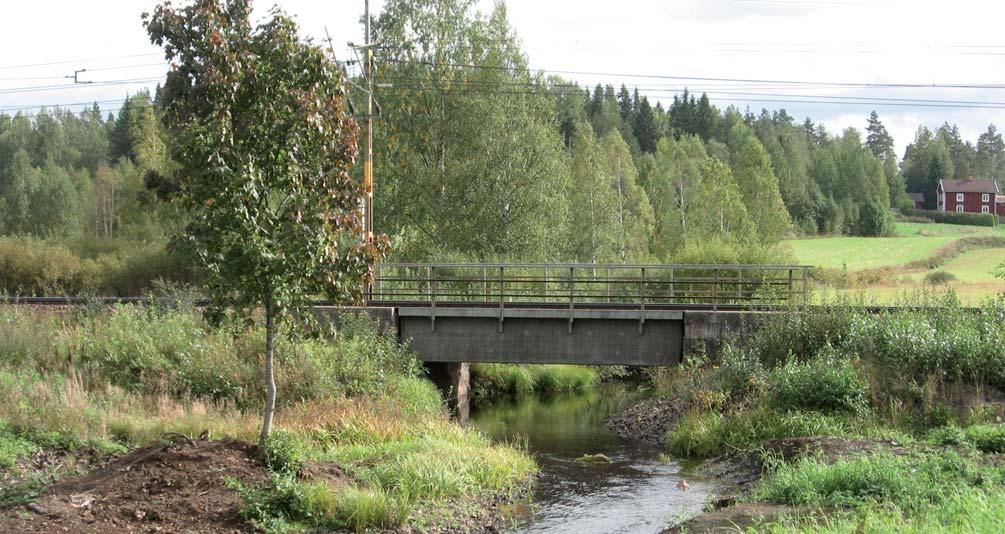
{"left": 0, "top": 305, "right": 536, "bottom": 532}
{"left": 470, "top": 363, "right": 597, "bottom": 400}
{"left": 759, "top": 487, "right": 1005, "bottom": 533}
{"left": 755, "top": 450, "right": 1004, "bottom": 511}
{"left": 788, "top": 234, "right": 959, "bottom": 271}
{"left": 665, "top": 408, "right": 852, "bottom": 458}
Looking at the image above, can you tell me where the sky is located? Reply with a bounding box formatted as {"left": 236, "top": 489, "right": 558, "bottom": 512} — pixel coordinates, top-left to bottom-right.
{"left": 3, "top": 0, "right": 1005, "bottom": 157}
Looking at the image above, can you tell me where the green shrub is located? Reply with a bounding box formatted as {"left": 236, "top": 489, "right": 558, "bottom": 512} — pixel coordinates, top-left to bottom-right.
{"left": 767, "top": 349, "right": 868, "bottom": 414}
{"left": 0, "top": 422, "right": 36, "bottom": 468}
{"left": 0, "top": 236, "right": 194, "bottom": 296}
{"left": 748, "top": 305, "right": 861, "bottom": 367}
{"left": 714, "top": 344, "right": 766, "bottom": 401}
{"left": 928, "top": 426, "right": 969, "bottom": 447}
{"left": 858, "top": 199, "right": 895, "bottom": 237}
{"left": 924, "top": 271, "right": 957, "bottom": 285}
{"left": 965, "top": 425, "right": 1005, "bottom": 454}
{"left": 264, "top": 430, "right": 307, "bottom": 475}
{"left": 902, "top": 208, "right": 997, "bottom": 227}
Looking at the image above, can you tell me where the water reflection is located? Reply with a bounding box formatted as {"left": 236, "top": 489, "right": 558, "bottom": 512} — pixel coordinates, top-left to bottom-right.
{"left": 469, "top": 384, "right": 711, "bottom": 533}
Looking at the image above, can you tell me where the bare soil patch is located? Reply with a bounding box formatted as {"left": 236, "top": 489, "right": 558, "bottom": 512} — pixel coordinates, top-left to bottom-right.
{"left": 0, "top": 439, "right": 266, "bottom": 533}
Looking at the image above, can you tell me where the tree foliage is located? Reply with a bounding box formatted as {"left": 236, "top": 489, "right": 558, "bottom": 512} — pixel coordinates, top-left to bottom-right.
{"left": 145, "top": 0, "right": 382, "bottom": 444}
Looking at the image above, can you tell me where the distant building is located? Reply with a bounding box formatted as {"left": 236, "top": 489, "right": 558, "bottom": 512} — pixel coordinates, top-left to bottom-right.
{"left": 936, "top": 178, "right": 1001, "bottom": 216}
{"left": 907, "top": 193, "right": 926, "bottom": 210}
{"left": 998, "top": 195, "right": 1005, "bottom": 218}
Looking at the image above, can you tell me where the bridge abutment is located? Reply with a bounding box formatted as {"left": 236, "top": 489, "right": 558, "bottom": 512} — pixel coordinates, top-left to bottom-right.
{"left": 424, "top": 361, "right": 470, "bottom": 421}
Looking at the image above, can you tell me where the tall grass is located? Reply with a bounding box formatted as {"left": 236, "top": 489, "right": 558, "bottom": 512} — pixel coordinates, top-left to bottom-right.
{"left": 470, "top": 363, "right": 596, "bottom": 400}
{"left": 761, "top": 488, "right": 1005, "bottom": 533}
{"left": 665, "top": 407, "right": 851, "bottom": 458}
{"left": 756, "top": 450, "right": 1004, "bottom": 511}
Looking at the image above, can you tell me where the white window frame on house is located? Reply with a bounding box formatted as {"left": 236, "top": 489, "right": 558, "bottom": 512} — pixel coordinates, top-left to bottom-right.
{"left": 956, "top": 205, "right": 965, "bottom": 213}
{"left": 957, "top": 193, "right": 965, "bottom": 202}
{"left": 983, "top": 205, "right": 990, "bottom": 214}
{"left": 983, "top": 193, "right": 991, "bottom": 202}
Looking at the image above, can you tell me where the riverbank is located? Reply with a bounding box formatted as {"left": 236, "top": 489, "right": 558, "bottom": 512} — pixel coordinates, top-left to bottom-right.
{"left": 606, "top": 294, "right": 1005, "bottom": 532}
{"left": 0, "top": 305, "right": 536, "bottom": 532}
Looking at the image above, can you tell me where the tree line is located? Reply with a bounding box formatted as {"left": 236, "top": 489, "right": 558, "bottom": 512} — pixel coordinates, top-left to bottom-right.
{"left": 4, "top": 0, "right": 1005, "bottom": 266}
{"left": 0, "top": 93, "right": 180, "bottom": 242}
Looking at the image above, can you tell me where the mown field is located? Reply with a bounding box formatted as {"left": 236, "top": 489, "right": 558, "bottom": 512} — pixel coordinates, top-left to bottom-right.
{"left": 788, "top": 222, "right": 1005, "bottom": 304}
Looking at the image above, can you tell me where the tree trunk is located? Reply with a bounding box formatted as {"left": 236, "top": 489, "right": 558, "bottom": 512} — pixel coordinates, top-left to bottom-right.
{"left": 259, "top": 291, "right": 278, "bottom": 447}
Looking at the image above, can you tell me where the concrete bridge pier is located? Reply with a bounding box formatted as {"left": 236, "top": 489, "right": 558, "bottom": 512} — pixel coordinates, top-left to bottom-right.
{"left": 425, "top": 361, "right": 470, "bottom": 421}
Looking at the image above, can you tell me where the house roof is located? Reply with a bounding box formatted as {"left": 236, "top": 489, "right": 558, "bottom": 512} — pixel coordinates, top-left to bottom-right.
{"left": 907, "top": 193, "right": 925, "bottom": 203}
{"left": 939, "top": 179, "right": 999, "bottom": 194}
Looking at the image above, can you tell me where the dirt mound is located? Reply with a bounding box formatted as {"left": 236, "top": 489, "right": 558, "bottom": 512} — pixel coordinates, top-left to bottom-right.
{"left": 605, "top": 396, "right": 693, "bottom": 444}
{"left": 1, "top": 439, "right": 267, "bottom": 533}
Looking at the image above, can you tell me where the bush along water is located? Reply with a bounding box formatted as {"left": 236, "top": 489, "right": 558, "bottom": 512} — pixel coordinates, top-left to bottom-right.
{"left": 0, "top": 305, "right": 536, "bottom": 532}
{"left": 652, "top": 293, "right": 1005, "bottom": 530}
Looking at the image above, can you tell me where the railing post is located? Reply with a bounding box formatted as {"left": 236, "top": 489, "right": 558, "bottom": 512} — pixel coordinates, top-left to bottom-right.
{"left": 737, "top": 267, "right": 743, "bottom": 301}
{"left": 498, "top": 266, "right": 505, "bottom": 333}
{"left": 543, "top": 267, "right": 549, "bottom": 302}
{"left": 568, "top": 266, "right": 574, "bottom": 334}
{"left": 802, "top": 267, "right": 809, "bottom": 307}
{"left": 639, "top": 267, "right": 646, "bottom": 335}
{"left": 483, "top": 267, "right": 488, "bottom": 303}
{"left": 712, "top": 268, "right": 718, "bottom": 311}
{"left": 669, "top": 268, "right": 675, "bottom": 301}
{"left": 788, "top": 268, "right": 794, "bottom": 306}
{"left": 429, "top": 266, "right": 436, "bottom": 332}
{"left": 607, "top": 266, "right": 612, "bottom": 303}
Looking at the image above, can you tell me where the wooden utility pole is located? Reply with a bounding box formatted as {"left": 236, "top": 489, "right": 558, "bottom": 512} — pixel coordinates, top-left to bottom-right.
{"left": 362, "top": 0, "right": 373, "bottom": 245}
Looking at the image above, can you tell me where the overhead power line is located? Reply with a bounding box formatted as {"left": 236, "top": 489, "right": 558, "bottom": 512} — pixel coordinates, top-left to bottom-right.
{"left": 385, "top": 58, "right": 1005, "bottom": 90}
{"left": 0, "top": 53, "right": 162, "bottom": 71}
{"left": 0, "top": 77, "right": 165, "bottom": 96}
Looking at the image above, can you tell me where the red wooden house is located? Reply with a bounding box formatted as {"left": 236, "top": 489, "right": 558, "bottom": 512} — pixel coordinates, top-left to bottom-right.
{"left": 937, "top": 178, "right": 1003, "bottom": 216}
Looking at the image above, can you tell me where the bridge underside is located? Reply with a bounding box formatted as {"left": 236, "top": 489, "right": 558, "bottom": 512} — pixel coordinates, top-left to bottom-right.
{"left": 397, "top": 307, "right": 684, "bottom": 366}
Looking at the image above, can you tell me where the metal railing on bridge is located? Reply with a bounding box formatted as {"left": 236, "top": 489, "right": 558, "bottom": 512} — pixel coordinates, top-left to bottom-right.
{"left": 372, "top": 263, "right": 811, "bottom": 311}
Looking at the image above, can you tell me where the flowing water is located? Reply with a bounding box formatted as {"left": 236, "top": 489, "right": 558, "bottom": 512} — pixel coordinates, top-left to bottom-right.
{"left": 468, "top": 384, "right": 713, "bottom": 533}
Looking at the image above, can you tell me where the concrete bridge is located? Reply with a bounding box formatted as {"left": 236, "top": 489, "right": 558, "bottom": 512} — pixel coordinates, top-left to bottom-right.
{"left": 334, "top": 262, "right": 811, "bottom": 406}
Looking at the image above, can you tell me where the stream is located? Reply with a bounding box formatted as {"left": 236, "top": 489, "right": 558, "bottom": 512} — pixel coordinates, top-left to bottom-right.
{"left": 467, "top": 384, "right": 713, "bottom": 533}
